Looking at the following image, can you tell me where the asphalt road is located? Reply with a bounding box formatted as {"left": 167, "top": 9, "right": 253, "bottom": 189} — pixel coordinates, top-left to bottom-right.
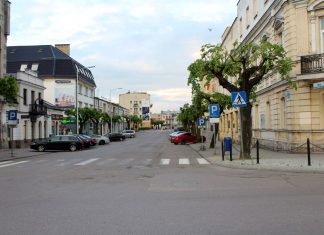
{"left": 1, "top": 130, "right": 324, "bottom": 235}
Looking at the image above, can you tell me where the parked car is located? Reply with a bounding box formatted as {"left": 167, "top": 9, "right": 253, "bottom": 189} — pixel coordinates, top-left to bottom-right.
{"left": 169, "top": 131, "right": 185, "bottom": 140}
{"left": 89, "top": 134, "right": 110, "bottom": 145}
{"left": 73, "top": 134, "right": 92, "bottom": 148}
{"left": 171, "top": 132, "right": 198, "bottom": 145}
{"left": 81, "top": 134, "right": 97, "bottom": 146}
{"left": 122, "top": 130, "right": 136, "bottom": 138}
{"left": 30, "top": 135, "right": 82, "bottom": 152}
{"left": 105, "top": 132, "right": 126, "bottom": 141}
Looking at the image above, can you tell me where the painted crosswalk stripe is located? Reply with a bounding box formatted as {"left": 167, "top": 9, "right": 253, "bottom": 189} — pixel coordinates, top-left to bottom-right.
{"left": 74, "top": 158, "right": 99, "bottom": 166}
{"left": 160, "top": 159, "right": 170, "bottom": 165}
{"left": 197, "top": 158, "right": 210, "bottom": 165}
{"left": 0, "top": 161, "right": 13, "bottom": 165}
{"left": 179, "top": 158, "right": 190, "bottom": 165}
{"left": 0, "top": 161, "right": 29, "bottom": 168}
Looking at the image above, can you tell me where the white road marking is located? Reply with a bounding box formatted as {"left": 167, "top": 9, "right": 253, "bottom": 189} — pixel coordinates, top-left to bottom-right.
{"left": 0, "top": 161, "right": 30, "bottom": 168}
{"left": 160, "top": 159, "right": 170, "bottom": 165}
{"left": 74, "top": 158, "right": 99, "bottom": 166}
{"left": 141, "top": 159, "right": 152, "bottom": 165}
{"left": 179, "top": 158, "right": 190, "bottom": 165}
{"left": 0, "top": 161, "right": 13, "bottom": 165}
{"left": 197, "top": 158, "right": 210, "bottom": 165}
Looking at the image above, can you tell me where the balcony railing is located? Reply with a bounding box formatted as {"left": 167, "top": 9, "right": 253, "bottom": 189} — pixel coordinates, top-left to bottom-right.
{"left": 29, "top": 103, "right": 47, "bottom": 116}
{"left": 301, "top": 53, "right": 324, "bottom": 74}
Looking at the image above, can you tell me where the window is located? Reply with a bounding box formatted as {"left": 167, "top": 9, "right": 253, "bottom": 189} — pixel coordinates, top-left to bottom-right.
{"left": 85, "top": 87, "right": 88, "bottom": 96}
{"left": 31, "top": 90, "right": 35, "bottom": 104}
{"left": 38, "top": 92, "right": 41, "bottom": 100}
{"left": 31, "top": 63, "right": 39, "bottom": 71}
{"left": 321, "top": 18, "right": 324, "bottom": 53}
{"left": 23, "top": 89, "right": 27, "bottom": 105}
{"left": 246, "top": 6, "right": 250, "bottom": 29}
{"left": 130, "top": 101, "right": 132, "bottom": 104}
{"left": 78, "top": 84, "right": 82, "bottom": 94}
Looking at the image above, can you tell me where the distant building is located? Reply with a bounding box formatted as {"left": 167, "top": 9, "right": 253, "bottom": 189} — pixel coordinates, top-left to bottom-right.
{"left": 94, "top": 97, "right": 129, "bottom": 134}
{"left": 119, "top": 91, "right": 152, "bottom": 128}
{"left": 161, "top": 110, "right": 179, "bottom": 129}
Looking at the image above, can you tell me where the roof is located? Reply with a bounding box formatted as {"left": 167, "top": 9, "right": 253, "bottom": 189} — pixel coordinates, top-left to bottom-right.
{"left": 7, "top": 45, "right": 96, "bottom": 87}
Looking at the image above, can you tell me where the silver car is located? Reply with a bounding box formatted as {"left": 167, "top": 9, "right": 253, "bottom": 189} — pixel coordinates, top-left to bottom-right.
{"left": 122, "top": 130, "right": 136, "bottom": 138}
{"left": 89, "top": 134, "right": 110, "bottom": 145}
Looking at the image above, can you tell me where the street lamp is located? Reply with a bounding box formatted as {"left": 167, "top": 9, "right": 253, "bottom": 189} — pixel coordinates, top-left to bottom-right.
{"left": 75, "top": 65, "right": 95, "bottom": 134}
{"left": 109, "top": 88, "right": 122, "bottom": 133}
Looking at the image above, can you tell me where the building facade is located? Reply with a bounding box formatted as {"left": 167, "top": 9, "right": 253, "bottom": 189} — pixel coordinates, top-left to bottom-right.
{"left": 7, "top": 44, "right": 96, "bottom": 134}
{"left": 0, "top": 1, "right": 11, "bottom": 148}
{"left": 119, "top": 92, "right": 152, "bottom": 128}
{"left": 94, "top": 97, "right": 129, "bottom": 134}
{"left": 216, "top": 0, "right": 324, "bottom": 152}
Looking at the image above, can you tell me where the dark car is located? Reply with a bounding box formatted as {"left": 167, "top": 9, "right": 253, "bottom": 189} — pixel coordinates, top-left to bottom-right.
{"left": 30, "top": 135, "right": 82, "bottom": 152}
{"left": 105, "top": 132, "right": 126, "bottom": 141}
{"left": 171, "top": 132, "right": 198, "bottom": 145}
{"left": 74, "top": 135, "right": 91, "bottom": 149}
{"left": 80, "top": 134, "right": 97, "bottom": 146}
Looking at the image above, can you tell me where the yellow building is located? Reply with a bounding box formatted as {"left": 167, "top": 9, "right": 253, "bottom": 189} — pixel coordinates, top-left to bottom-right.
{"left": 119, "top": 91, "right": 152, "bottom": 128}
{"left": 212, "top": 0, "right": 324, "bottom": 152}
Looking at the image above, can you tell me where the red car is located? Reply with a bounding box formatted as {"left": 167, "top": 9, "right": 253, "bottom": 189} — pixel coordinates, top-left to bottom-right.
{"left": 171, "top": 132, "right": 198, "bottom": 145}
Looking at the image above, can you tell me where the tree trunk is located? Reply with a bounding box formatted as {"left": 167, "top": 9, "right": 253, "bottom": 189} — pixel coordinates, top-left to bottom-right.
{"left": 239, "top": 104, "right": 252, "bottom": 159}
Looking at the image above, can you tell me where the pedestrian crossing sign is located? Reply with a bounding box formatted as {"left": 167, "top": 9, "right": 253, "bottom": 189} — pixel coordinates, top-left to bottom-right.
{"left": 231, "top": 91, "right": 247, "bottom": 107}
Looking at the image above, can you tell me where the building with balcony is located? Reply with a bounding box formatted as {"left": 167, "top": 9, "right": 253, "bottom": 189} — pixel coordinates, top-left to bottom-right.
{"left": 215, "top": 0, "right": 324, "bottom": 151}
{"left": 3, "top": 70, "right": 64, "bottom": 147}
{"left": 119, "top": 91, "right": 152, "bottom": 128}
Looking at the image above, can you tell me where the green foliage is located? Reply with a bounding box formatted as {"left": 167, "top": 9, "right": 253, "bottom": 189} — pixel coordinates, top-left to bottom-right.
{"left": 0, "top": 76, "right": 19, "bottom": 102}
{"left": 151, "top": 119, "right": 164, "bottom": 126}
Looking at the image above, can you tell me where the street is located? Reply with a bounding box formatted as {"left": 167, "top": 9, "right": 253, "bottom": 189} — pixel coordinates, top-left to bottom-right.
{"left": 1, "top": 130, "right": 324, "bottom": 235}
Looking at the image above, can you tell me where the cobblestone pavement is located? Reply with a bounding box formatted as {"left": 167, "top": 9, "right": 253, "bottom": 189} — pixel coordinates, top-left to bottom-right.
{"left": 190, "top": 141, "right": 324, "bottom": 173}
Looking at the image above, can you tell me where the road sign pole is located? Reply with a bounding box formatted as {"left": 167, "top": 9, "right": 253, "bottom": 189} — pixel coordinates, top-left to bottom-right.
{"left": 214, "top": 123, "right": 217, "bottom": 155}
{"left": 239, "top": 107, "right": 244, "bottom": 160}
{"left": 11, "top": 127, "right": 14, "bottom": 158}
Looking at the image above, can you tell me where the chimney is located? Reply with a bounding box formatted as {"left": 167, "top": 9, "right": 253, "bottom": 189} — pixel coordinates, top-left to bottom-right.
{"left": 55, "top": 44, "right": 70, "bottom": 56}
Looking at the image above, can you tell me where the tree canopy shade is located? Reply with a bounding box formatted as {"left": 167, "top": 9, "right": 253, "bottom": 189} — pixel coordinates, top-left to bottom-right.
{"left": 187, "top": 40, "right": 293, "bottom": 159}
{"left": 0, "top": 76, "right": 19, "bottom": 103}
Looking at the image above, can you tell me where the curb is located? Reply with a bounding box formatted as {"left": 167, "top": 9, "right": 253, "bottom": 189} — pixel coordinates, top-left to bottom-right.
{"left": 189, "top": 145, "right": 324, "bottom": 174}
{"left": 0, "top": 151, "right": 54, "bottom": 162}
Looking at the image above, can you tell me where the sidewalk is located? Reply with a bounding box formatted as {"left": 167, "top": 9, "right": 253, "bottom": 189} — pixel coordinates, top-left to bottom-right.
{"left": 190, "top": 141, "right": 324, "bottom": 173}
{"left": 0, "top": 148, "right": 51, "bottom": 162}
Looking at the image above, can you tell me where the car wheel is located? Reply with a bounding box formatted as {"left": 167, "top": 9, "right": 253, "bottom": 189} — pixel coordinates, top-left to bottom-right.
{"left": 37, "top": 145, "right": 45, "bottom": 152}
{"left": 181, "top": 139, "right": 187, "bottom": 145}
{"left": 69, "top": 144, "right": 77, "bottom": 152}
{"left": 174, "top": 142, "right": 178, "bottom": 145}
{"left": 99, "top": 140, "right": 105, "bottom": 145}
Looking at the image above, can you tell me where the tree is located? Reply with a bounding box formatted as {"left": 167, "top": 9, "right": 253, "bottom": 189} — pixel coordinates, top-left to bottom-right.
{"left": 65, "top": 107, "right": 93, "bottom": 134}
{"left": 188, "top": 40, "right": 293, "bottom": 159}
{"left": 101, "top": 112, "right": 111, "bottom": 134}
{"left": 123, "top": 114, "right": 131, "bottom": 129}
{"left": 90, "top": 109, "right": 103, "bottom": 134}
{"left": 0, "top": 76, "right": 19, "bottom": 102}
{"left": 130, "top": 115, "right": 142, "bottom": 130}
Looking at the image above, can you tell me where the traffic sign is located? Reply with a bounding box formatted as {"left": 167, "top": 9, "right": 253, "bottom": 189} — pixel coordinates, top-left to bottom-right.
{"left": 209, "top": 104, "right": 220, "bottom": 118}
{"left": 231, "top": 91, "right": 247, "bottom": 107}
{"left": 197, "top": 117, "right": 206, "bottom": 127}
{"left": 313, "top": 81, "right": 324, "bottom": 89}
{"left": 8, "top": 110, "right": 18, "bottom": 120}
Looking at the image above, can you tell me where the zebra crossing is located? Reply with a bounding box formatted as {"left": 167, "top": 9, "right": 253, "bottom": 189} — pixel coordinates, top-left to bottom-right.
{"left": 0, "top": 157, "right": 211, "bottom": 169}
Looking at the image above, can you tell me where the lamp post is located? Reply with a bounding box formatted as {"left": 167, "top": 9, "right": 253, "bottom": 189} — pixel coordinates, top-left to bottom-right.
{"left": 75, "top": 65, "right": 95, "bottom": 134}
{"left": 109, "top": 88, "right": 122, "bottom": 133}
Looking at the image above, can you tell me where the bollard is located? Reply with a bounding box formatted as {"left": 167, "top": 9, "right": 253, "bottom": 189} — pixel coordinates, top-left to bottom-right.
{"left": 229, "top": 140, "right": 232, "bottom": 161}
{"left": 307, "top": 138, "right": 311, "bottom": 166}
{"left": 221, "top": 141, "right": 224, "bottom": 161}
{"left": 256, "top": 140, "right": 259, "bottom": 164}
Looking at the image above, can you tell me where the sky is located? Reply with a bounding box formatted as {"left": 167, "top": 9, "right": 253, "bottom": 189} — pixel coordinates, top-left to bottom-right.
{"left": 8, "top": 0, "right": 237, "bottom": 113}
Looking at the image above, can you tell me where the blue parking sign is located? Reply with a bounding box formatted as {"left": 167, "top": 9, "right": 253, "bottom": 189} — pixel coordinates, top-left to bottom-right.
{"left": 8, "top": 110, "right": 18, "bottom": 120}
{"left": 197, "top": 117, "right": 206, "bottom": 127}
{"left": 209, "top": 104, "right": 220, "bottom": 118}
